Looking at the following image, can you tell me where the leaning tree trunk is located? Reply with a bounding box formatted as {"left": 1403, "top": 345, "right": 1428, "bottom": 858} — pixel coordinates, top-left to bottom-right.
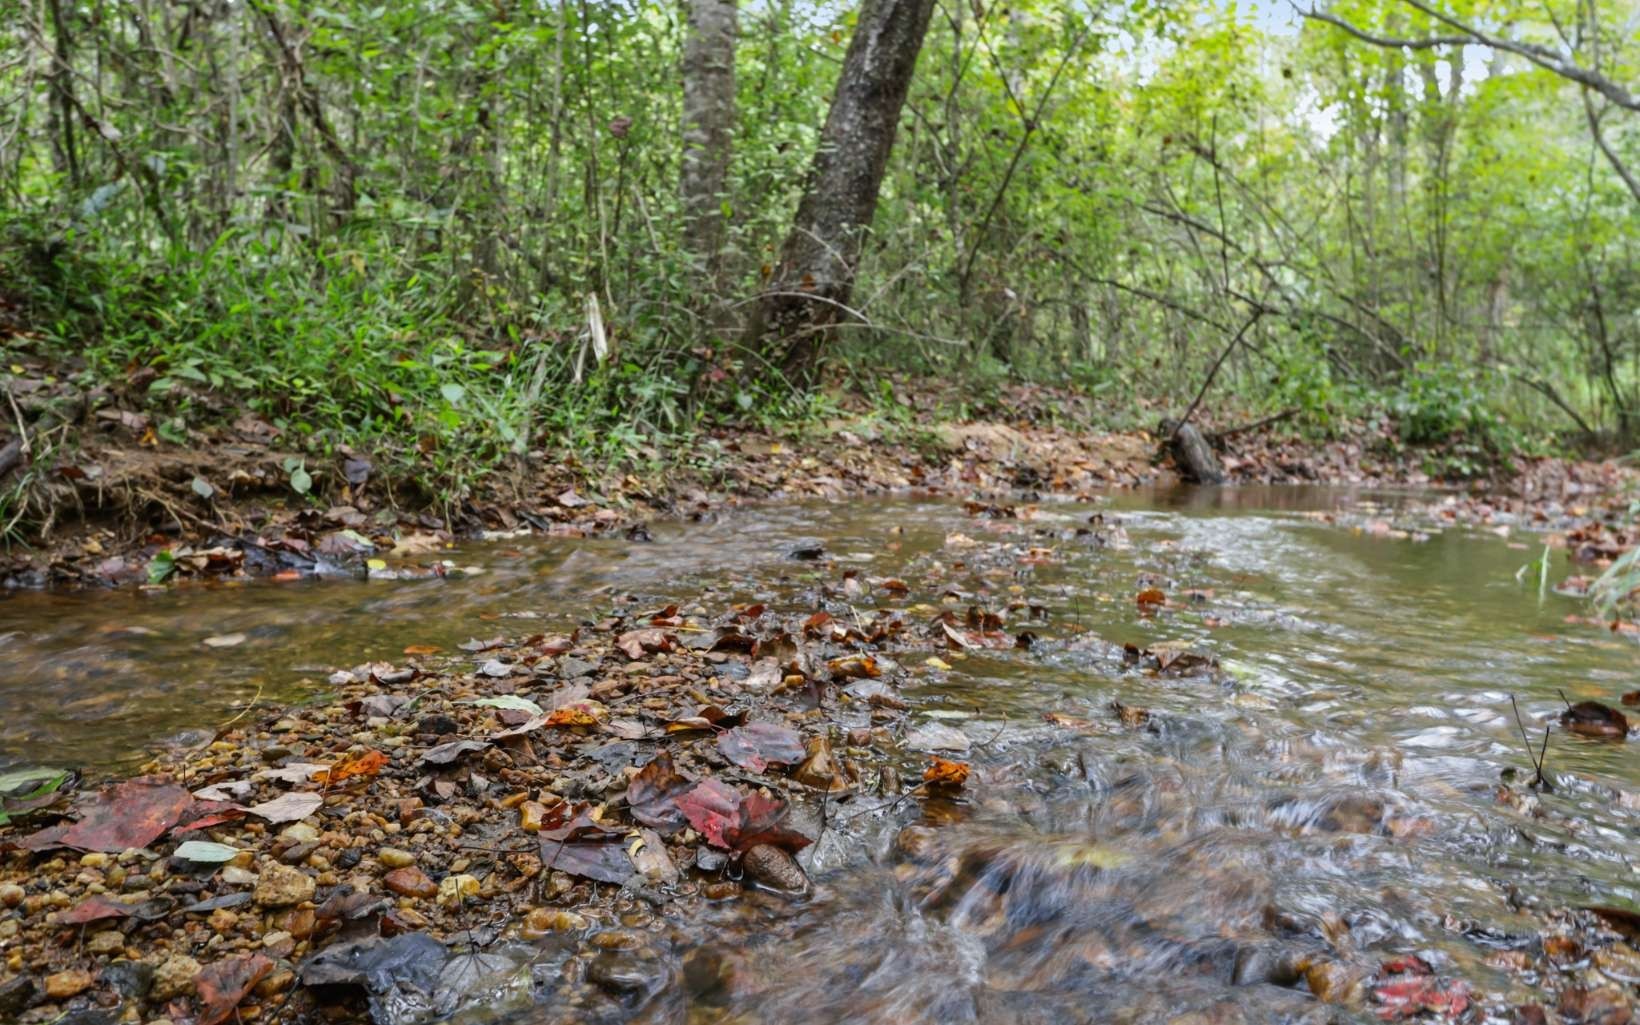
{"left": 680, "top": 0, "right": 737, "bottom": 297}
{"left": 748, "top": 0, "right": 935, "bottom": 385}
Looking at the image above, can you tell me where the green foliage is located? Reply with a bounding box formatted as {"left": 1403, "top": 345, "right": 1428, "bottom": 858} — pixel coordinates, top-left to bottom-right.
{"left": 1, "top": 0, "right": 1635, "bottom": 495}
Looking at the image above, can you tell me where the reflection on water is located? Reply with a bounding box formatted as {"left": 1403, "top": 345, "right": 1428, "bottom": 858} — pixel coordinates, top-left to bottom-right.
{"left": 3, "top": 485, "right": 1638, "bottom": 1023}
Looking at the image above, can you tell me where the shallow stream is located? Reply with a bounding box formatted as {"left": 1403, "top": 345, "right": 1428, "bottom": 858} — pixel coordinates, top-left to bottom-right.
{"left": 3, "top": 486, "right": 1636, "bottom": 1023}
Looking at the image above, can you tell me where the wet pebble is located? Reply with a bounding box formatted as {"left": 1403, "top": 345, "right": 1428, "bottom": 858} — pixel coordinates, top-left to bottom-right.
{"left": 741, "top": 844, "right": 810, "bottom": 897}
{"left": 384, "top": 866, "right": 438, "bottom": 898}
{"left": 45, "top": 969, "right": 93, "bottom": 1000}
{"left": 150, "top": 954, "right": 201, "bottom": 1000}
{"left": 378, "top": 846, "right": 415, "bottom": 869}
{"left": 253, "top": 863, "right": 315, "bottom": 907}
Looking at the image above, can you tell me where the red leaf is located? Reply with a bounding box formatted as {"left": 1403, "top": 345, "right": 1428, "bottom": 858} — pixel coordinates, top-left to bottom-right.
{"left": 196, "top": 953, "right": 274, "bottom": 1025}
{"left": 60, "top": 895, "right": 135, "bottom": 925}
{"left": 676, "top": 779, "right": 742, "bottom": 848}
{"left": 733, "top": 791, "right": 811, "bottom": 853}
{"left": 22, "top": 780, "right": 191, "bottom": 852}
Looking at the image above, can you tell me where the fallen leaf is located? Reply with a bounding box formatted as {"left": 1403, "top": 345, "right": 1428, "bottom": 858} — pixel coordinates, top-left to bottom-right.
{"left": 59, "top": 895, "right": 135, "bottom": 925}
{"left": 21, "top": 779, "right": 191, "bottom": 852}
{"left": 626, "top": 752, "right": 693, "bottom": 832}
{"left": 420, "top": 740, "right": 489, "bottom": 766}
{"left": 923, "top": 757, "right": 970, "bottom": 789}
{"left": 319, "top": 749, "right": 390, "bottom": 783}
{"left": 538, "top": 804, "right": 634, "bottom": 884}
{"left": 467, "top": 695, "right": 544, "bottom": 716}
{"left": 676, "top": 779, "right": 742, "bottom": 848}
{"left": 248, "top": 791, "right": 323, "bottom": 824}
{"left": 174, "top": 840, "right": 241, "bottom": 863}
{"left": 615, "top": 628, "right": 673, "bottom": 660}
{"left": 717, "top": 722, "right": 805, "bottom": 772}
{"left": 1561, "top": 701, "right": 1629, "bottom": 739}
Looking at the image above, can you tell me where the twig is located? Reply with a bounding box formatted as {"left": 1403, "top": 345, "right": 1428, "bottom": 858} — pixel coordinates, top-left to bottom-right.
{"left": 1509, "top": 694, "right": 1551, "bottom": 789}
{"left": 1209, "top": 408, "right": 1297, "bottom": 442}
{"left": 1173, "top": 309, "right": 1265, "bottom": 440}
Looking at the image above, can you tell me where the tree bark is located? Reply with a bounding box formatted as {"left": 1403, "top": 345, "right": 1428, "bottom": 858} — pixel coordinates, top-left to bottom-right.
{"left": 748, "top": 0, "right": 935, "bottom": 385}
{"left": 680, "top": 0, "right": 737, "bottom": 293}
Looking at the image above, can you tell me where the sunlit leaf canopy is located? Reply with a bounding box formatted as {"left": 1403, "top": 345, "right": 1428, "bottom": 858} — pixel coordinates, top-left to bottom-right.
{"left": 1, "top": 0, "right": 1636, "bottom": 481}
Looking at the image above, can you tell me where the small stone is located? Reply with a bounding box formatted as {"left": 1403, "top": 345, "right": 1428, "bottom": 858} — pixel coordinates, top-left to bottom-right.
{"left": 45, "top": 969, "right": 94, "bottom": 1000}
{"left": 254, "top": 969, "right": 295, "bottom": 999}
{"left": 253, "top": 863, "right": 315, "bottom": 907}
{"left": 279, "top": 823, "right": 320, "bottom": 845}
{"left": 150, "top": 955, "right": 202, "bottom": 1000}
{"left": 79, "top": 852, "right": 109, "bottom": 869}
{"left": 518, "top": 801, "right": 546, "bottom": 832}
{"left": 589, "top": 930, "right": 641, "bottom": 950}
{"left": 377, "top": 847, "right": 415, "bottom": 869}
{"left": 383, "top": 867, "right": 438, "bottom": 899}
{"left": 100, "top": 960, "right": 154, "bottom": 999}
{"left": 221, "top": 865, "right": 256, "bottom": 886}
{"left": 282, "top": 907, "right": 317, "bottom": 940}
{"left": 437, "top": 874, "right": 479, "bottom": 907}
{"left": 702, "top": 881, "right": 741, "bottom": 900}
{"left": 208, "top": 908, "right": 239, "bottom": 934}
{"left": 262, "top": 929, "right": 294, "bottom": 949}
{"left": 1303, "top": 960, "right": 1366, "bottom": 1006}
{"left": 86, "top": 929, "right": 125, "bottom": 955}
{"left": 0, "top": 882, "right": 22, "bottom": 907}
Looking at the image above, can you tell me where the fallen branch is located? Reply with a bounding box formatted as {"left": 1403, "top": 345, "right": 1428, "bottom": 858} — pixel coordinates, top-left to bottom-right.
{"left": 1209, "top": 408, "right": 1296, "bottom": 444}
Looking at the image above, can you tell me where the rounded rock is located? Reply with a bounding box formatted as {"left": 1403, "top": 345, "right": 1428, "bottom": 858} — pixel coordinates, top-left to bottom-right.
{"left": 253, "top": 863, "right": 316, "bottom": 908}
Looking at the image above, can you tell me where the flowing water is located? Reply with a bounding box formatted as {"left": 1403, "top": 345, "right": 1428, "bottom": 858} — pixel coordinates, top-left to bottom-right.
{"left": 3, "top": 486, "right": 1637, "bottom": 1023}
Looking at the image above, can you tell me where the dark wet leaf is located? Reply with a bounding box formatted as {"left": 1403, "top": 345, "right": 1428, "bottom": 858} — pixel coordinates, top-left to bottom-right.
{"left": 196, "top": 953, "right": 274, "bottom": 1025}
{"left": 182, "top": 892, "right": 254, "bottom": 914}
{"left": 626, "top": 752, "right": 692, "bottom": 832}
{"left": 537, "top": 804, "right": 634, "bottom": 884}
{"left": 1560, "top": 701, "right": 1629, "bottom": 739}
{"left": 299, "top": 932, "right": 449, "bottom": 1025}
{"left": 717, "top": 722, "right": 805, "bottom": 772}
{"left": 732, "top": 791, "right": 811, "bottom": 853}
{"left": 1585, "top": 905, "right": 1640, "bottom": 943}
{"left": 21, "top": 779, "right": 192, "bottom": 852}
{"left": 420, "top": 740, "right": 489, "bottom": 766}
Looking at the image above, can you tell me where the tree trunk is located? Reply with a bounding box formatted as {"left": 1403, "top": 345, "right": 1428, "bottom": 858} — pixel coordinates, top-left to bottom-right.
{"left": 680, "top": 0, "right": 737, "bottom": 294}
{"left": 748, "top": 0, "right": 935, "bottom": 385}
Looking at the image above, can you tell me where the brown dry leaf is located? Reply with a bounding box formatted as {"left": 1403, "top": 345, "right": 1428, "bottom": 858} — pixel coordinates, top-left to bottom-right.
{"left": 196, "top": 953, "right": 274, "bottom": 1025}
